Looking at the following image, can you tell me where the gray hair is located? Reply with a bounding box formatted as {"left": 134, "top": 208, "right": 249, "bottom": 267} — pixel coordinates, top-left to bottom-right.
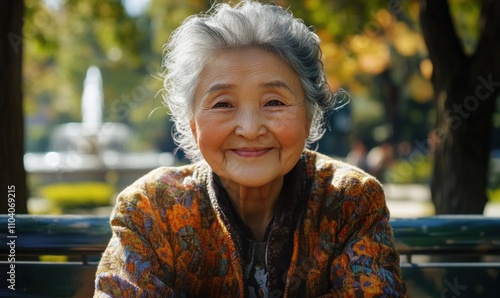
{"left": 162, "top": 0, "right": 339, "bottom": 161}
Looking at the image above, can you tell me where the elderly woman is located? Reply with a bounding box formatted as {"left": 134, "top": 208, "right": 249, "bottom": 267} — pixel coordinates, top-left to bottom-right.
{"left": 94, "top": 1, "right": 406, "bottom": 297}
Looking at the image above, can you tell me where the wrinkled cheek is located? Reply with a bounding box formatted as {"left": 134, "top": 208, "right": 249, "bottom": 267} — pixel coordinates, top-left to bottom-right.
{"left": 277, "top": 123, "right": 308, "bottom": 146}
{"left": 196, "top": 132, "right": 228, "bottom": 172}
{"left": 276, "top": 124, "right": 309, "bottom": 168}
{"left": 194, "top": 118, "right": 222, "bottom": 145}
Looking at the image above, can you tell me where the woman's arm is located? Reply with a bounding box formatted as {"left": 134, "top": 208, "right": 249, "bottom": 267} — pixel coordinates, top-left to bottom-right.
{"left": 327, "top": 177, "right": 407, "bottom": 297}
{"left": 94, "top": 190, "right": 176, "bottom": 297}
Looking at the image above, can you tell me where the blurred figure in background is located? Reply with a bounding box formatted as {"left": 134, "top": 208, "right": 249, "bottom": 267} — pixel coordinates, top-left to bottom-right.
{"left": 366, "top": 142, "right": 394, "bottom": 181}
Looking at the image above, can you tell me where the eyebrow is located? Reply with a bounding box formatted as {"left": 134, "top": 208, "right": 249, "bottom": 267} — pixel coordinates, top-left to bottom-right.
{"left": 205, "top": 83, "right": 235, "bottom": 95}
{"left": 260, "top": 80, "right": 295, "bottom": 95}
{"left": 204, "top": 80, "right": 295, "bottom": 96}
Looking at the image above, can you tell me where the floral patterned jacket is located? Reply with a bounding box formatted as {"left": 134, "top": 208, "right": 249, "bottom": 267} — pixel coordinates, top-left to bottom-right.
{"left": 94, "top": 150, "right": 407, "bottom": 297}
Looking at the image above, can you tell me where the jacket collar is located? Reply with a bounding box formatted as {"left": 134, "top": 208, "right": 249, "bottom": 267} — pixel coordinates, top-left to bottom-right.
{"left": 206, "top": 153, "right": 311, "bottom": 293}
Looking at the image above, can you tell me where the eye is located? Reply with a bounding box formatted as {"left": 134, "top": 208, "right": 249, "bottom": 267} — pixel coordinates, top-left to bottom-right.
{"left": 212, "top": 102, "right": 232, "bottom": 108}
{"left": 265, "top": 99, "right": 285, "bottom": 107}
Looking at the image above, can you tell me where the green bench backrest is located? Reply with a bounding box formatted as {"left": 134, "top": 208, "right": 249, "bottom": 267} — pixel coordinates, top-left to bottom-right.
{"left": 1, "top": 215, "right": 500, "bottom": 297}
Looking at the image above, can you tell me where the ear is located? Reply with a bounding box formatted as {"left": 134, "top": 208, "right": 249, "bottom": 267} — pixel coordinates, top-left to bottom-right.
{"left": 190, "top": 118, "right": 197, "bottom": 141}
{"left": 305, "top": 117, "right": 312, "bottom": 139}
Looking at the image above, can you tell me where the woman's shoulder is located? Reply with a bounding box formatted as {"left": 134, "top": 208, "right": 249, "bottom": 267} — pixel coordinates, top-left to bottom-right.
{"left": 303, "top": 149, "right": 380, "bottom": 186}
{"left": 302, "top": 149, "right": 385, "bottom": 207}
{"left": 117, "top": 161, "right": 211, "bottom": 205}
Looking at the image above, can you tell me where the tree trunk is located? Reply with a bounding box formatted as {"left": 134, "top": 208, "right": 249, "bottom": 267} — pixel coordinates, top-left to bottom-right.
{"left": 0, "top": 1, "right": 28, "bottom": 214}
{"left": 420, "top": 0, "right": 500, "bottom": 214}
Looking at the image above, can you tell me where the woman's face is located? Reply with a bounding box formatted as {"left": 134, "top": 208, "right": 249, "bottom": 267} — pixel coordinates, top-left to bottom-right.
{"left": 190, "top": 48, "right": 310, "bottom": 188}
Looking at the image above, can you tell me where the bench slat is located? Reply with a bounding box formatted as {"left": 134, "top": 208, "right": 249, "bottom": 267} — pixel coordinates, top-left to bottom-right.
{"left": 1, "top": 215, "right": 500, "bottom": 297}
{"left": 2, "top": 215, "right": 500, "bottom": 257}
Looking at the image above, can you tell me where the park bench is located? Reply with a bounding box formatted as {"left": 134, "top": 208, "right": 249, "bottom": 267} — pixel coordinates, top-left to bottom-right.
{"left": 1, "top": 215, "right": 500, "bottom": 297}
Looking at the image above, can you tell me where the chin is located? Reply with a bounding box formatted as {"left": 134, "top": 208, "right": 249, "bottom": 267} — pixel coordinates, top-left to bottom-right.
{"left": 230, "top": 172, "right": 281, "bottom": 187}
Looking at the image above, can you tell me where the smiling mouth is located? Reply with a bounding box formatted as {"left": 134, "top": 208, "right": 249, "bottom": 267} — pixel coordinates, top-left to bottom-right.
{"left": 231, "top": 147, "right": 272, "bottom": 158}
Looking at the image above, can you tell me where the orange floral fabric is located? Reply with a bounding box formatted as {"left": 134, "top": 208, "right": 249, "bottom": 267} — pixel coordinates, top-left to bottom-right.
{"left": 94, "top": 150, "right": 407, "bottom": 297}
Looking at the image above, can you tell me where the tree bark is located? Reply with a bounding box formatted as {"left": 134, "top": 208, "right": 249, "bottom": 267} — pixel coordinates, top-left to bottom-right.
{"left": 1, "top": 1, "right": 28, "bottom": 214}
{"left": 420, "top": 0, "right": 500, "bottom": 214}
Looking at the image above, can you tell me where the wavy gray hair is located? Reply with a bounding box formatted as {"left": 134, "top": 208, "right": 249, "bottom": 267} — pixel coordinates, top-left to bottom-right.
{"left": 162, "top": 0, "right": 340, "bottom": 161}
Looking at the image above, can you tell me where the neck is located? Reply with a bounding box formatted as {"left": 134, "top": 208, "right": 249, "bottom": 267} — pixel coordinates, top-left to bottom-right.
{"left": 222, "top": 177, "right": 283, "bottom": 241}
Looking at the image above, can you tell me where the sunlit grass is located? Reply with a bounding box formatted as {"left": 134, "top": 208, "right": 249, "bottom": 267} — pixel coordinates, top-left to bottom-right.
{"left": 39, "top": 182, "right": 115, "bottom": 210}
{"left": 39, "top": 255, "right": 68, "bottom": 263}
{"left": 487, "top": 189, "right": 500, "bottom": 203}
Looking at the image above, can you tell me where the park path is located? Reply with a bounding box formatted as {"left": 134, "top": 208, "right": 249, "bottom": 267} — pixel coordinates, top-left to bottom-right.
{"left": 384, "top": 184, "right": 500, "bottom": 217}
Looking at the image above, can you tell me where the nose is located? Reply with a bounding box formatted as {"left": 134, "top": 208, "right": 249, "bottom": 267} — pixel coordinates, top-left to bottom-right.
{"left": 234, "top": 108, "right": 266, "bottom": 139}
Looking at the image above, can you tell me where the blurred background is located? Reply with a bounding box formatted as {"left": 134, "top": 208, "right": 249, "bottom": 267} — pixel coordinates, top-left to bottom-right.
{"left": 9, "top": 0, "right": 500, "bottom": 216}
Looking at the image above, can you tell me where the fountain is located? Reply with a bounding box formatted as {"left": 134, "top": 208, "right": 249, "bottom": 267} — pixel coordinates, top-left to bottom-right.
{"left": 49, "top": 66, "right": 129, "bottom": 159}
{"left": 25, "top": 66, "right": 175, "bottom": 203}
{"left": 82, "top": 66, "right": 103, "bottom": 133}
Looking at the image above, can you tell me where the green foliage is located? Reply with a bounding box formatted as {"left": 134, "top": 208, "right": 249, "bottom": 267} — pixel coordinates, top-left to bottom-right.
{"left": 24, "top": 0, "right": 158, "bottom": 153}
{"left": 449, "top": 0, "right": 481, "bottom": 54}
{"left": 39, "top": 182, "right": 115, "bottom": 210}
{"left": 385, "top": 156, "right": 433, "bottom": 184}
